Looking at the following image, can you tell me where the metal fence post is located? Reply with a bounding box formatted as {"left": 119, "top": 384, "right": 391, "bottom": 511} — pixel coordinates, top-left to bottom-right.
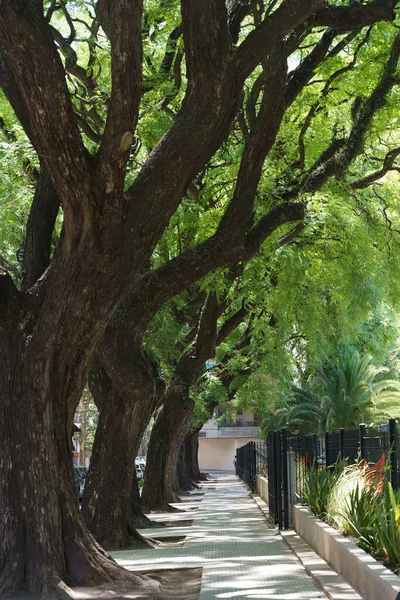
{"left": 304, "top": 435, "right": 310, "bottom": 468}
{"left": 312, "top": 434, "right": 318, "bottom": 465}
{"left": 282, "top": 428, "right": 289, "bottom": 529}
{"left": 276, "top": 430, "right": 283, "bottom": 529}
{"left": 246, "top": 442, "right": 250, "bottom": 489}
{"left": 250, "top": 441, "right": 256, "bottom": 492}
{"left": 325, "top": 432, "right": 330, "bottom": 466}
{"left": 339, "top": 428, "right": 345, "bottom": 461}
{"left": 272, "top": 431, "right": 278, "bottom": 524}
{"left": 389, "top": 418, "right": 398, "bottom": 491}
{"left": 359, "top": 423, "right": 366, "bottom": 461}
{"left": 267, "top": 432, "right": 275, "bottom": 518}
{"left": 288, "top": 442, "right": 296, "bottom": 524}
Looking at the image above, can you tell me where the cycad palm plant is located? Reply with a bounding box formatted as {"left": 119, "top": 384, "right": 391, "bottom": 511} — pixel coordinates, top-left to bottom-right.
{"left": 260, "top": 402, "right": 292, "bottom": 435}
{"left": 318, "top": 351, "right": 387, "bottom": 430}
{"left": 285, "top": 350, "right": 400, "bottom": 434}
{"left": 286, "top": 385, "right": 326, "bottom": 434}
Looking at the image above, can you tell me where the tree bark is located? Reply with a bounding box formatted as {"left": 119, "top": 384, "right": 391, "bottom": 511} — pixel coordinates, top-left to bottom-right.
{"left": 186, "top": 429, "right": 206, "bottom": 482}
{"left": 0, "top": 313, "right": 155, "bottom": 595}
{"left": 142, "top": 388, "right": 195, "bottom": 510}
{"left": 22, "top": 165, "right": 60, "bottom": 290}
{"left": 176, "top": 432, "right": 201, "bottom": 491}
{"left": 82, "top": 350, "right": 163, "bottom": 548}
{"left": 142, "top": 292, "right": 220, "bottom": 510}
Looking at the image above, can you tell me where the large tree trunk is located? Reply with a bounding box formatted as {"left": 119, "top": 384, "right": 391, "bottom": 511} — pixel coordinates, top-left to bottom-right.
{"left": 82, "top": 351, "right": 163, "bottom": 548}
{"left": 190, "top": 431, "right": 204, "bottom": 479}
{"left": 0, "top": 323, "right": 154, "bottom": 596}
{"left": 142, "top": 293, "right": 220, "bottom": 511}
{"left": 142, "top": 388, "right": 195, "bottom": 511}
{"left": 183, "top": 429, "right": 207, "bottom": 482}
{"left": 176, "top": 435, "right": 199, "bottom": 492}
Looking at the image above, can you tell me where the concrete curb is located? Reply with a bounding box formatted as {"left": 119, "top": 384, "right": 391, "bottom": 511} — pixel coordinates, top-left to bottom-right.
{"left": 293, "top": 505, "right": 400, "bottom": 600}
{"left": 282, "top": 530, "right": 363, "bottom": 600}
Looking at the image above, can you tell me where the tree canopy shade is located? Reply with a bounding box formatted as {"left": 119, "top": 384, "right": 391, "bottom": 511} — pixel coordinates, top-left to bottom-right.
{"left": 2, "top": 0, "right": 400, "bottom": 597}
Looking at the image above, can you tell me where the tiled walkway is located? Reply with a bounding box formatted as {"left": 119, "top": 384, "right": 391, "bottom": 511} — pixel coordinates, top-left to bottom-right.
{"left": 111, "top": 472, "right": 331, "bottom": 599}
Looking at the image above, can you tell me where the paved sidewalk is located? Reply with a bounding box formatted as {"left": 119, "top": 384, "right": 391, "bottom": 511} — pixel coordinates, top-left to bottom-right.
{"left": 111, "top": 473, "right": 328, "bottom": 599}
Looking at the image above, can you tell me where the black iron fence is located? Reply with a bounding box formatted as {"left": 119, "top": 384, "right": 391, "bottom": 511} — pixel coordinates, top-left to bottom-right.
{"left": 236, "top": 418, "right": 400, "bottom": 530}
{"left": 236, "top": 441, "right": 268, "bottom": 492}
{"left": 292, "top": 420, "right": 399, "bottom": 502}
{"left": 266, "top": 430, "right": 290, "bottom": 529}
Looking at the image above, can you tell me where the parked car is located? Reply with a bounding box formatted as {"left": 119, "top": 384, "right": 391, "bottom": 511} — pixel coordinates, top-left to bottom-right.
{"left": 136, "top": 463, "right": 144, "bottom": 480}
{"left": 135, "top": 456, "right": 146, "bottom": 471}
{"left": 73, "top": 466, "right": 85, "bottom": 502}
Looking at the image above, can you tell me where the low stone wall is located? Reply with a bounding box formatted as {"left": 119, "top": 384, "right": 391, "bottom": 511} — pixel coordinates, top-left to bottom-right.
{"left": 292, "top": 504, "right": 400, "bottom": 600}
{"left": 256, "top": 475, "right": 268, "bottom": 503}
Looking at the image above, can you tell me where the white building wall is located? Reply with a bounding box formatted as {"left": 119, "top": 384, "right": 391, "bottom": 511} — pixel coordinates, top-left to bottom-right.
{"left": 198, "top": 437, "right": 260, "bottom": 471}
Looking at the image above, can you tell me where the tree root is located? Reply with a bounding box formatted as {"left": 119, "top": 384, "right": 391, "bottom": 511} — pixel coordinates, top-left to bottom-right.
{"left": 142, "top": 502, "right": 182, "bottom": 513}
{"left": 5, "top": 573, "right": 162, "bottom": 600}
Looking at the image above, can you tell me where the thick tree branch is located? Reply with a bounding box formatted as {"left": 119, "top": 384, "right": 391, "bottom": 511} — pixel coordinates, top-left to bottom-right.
{"left": 286, "top": 29, "right": 337, "bottom": 108}
{"left": 217, "top": 306, "right": 248, "bottom": 346}
{"left": 300, "top": 31, "right": 400, "bottom": 195}
{"left": 217, "top": 44, "right": 288, "bottom": 239}
{"left": 177, "top": 293, "right": 220, "bottom": 382}
{"left": 159, "top": 25, "right": 183, "bottom": 75}
{"left": 0, "top": 273, "right": 21, "bottom": 318}
{"left": 130, "top": 200, "right": 305, "bottom": 328}
{"left": 351, "top": 146, "right": 400, "bottom": 189}
{"left": 98, "top": 0, "right": 143, "bottom": 184}
{"left": 122, "top": 3, "right": 240, "bottom": 265}
{"left": 122, "top": 0, "right": 397, "bottom": 283}
{"left": 181, "top": 0, "right": 232, "bottom": 86}
{"left": 227, "top": 0, "right": 252, "bottom": 44}
{"left": 235, "top": 0, "right": 326, "bottom": 80}
{"left": 0, "top": 63, "right": 60, "bottom": 290}
{"left": 124, "top": 2, "right": 310, "bottom": 251}
{"left": 0, "top": 2, "right": 91, "bottom": 205}
{"left": 237, "top": 0, "right": 397, "bottom": 82}
{"left": 22, "top": 166, "right": 60, "bottom": 291}
{"left": 244, "top": 202, "right": 306, "bottom": 257}
{"left": 312, "top": 0, "right": 397, "bottom": 31}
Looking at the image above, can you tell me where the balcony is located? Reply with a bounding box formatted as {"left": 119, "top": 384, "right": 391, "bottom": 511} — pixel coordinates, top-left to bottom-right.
{"left": 218, "top": 420, "right": 259, "bottom": 429}
{"left": 200, "top": 418, "right": 260, "bottom": 439}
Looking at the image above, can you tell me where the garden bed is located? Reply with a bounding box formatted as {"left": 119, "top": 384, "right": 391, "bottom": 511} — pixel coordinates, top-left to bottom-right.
{"left": 292, "top": 504, "right": 400, "bottom": 600}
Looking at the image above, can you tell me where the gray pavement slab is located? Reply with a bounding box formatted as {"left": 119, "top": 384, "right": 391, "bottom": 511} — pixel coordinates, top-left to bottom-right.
{"left": 111, "top": 472, "right": 328, "bottom": 599}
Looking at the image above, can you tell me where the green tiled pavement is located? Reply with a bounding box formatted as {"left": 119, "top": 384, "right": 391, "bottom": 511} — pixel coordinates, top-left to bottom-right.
{"left": 111, "top": 473, "right": 327, "bottom": 599}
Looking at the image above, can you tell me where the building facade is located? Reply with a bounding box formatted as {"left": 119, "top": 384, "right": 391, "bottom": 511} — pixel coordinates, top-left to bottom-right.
{"left": 198, "top": 409, "right": 260, "bottom": 471}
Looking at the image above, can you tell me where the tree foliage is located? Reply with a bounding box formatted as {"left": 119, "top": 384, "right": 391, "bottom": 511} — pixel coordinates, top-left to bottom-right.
{"left": 3, "top": 0, "right": 400, "bottom": 595}
{"left": 261, "top": 350, "right": 400, "bottom": 434}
